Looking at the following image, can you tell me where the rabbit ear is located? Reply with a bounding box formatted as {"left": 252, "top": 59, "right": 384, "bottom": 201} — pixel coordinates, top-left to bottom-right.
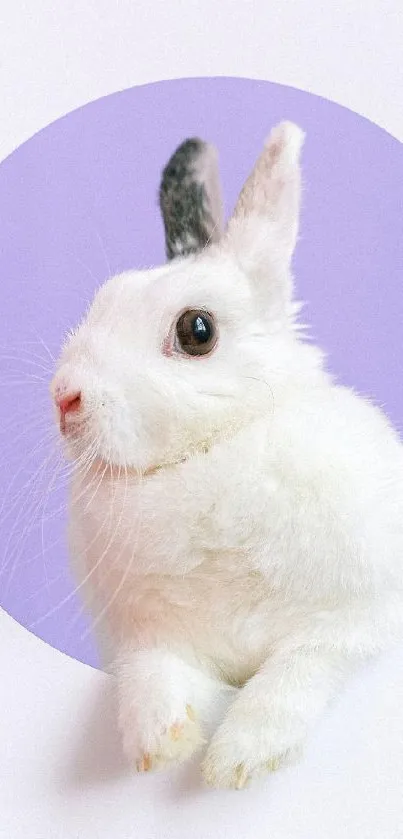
{"left": 159, "top": 138, "right": 224, "bottom": 261}
{"left": 224, "top": 122, "right": 305, "bottom": 313}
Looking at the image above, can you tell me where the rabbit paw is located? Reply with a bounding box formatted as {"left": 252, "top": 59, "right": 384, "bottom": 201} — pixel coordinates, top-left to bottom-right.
{"left": 202, "top": 722, "right": 302, "bottom": 789}
{"left": 121, "top": 701, "right": 204, "bottom": 773}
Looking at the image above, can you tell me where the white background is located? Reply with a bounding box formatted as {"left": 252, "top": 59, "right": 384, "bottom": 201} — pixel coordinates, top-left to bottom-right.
{"left": 1, "top": 2, "right": 403, "bottom": 837}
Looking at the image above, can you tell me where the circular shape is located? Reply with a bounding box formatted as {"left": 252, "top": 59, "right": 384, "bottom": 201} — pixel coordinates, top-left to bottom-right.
{"left": 175, "top": 310, "right": 217, "bottom": 356}
{"left": 0, "top": 77, "right": 401, "bottom": 669}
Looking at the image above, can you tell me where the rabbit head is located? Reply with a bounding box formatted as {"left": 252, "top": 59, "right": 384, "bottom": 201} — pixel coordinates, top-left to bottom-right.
{"left": 52, "top": 122, "right": 323, "bottom": 474}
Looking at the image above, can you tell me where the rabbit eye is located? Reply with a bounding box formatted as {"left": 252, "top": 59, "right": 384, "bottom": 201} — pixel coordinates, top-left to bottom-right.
{"left": 175, "top": 310, "right": 217, "bottom": 356}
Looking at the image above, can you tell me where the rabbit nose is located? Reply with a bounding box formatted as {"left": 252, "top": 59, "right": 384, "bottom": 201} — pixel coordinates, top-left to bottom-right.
{"left": 55, "top": 390, "right": 82, "bottom": 432}
{"left": 58, "top": 392, "right": 81, "bottom": 415}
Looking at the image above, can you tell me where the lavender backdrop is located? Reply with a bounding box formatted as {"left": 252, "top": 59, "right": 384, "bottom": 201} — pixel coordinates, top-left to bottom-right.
{"left": 0, "top": 77, "right": 401, "bottom": 668}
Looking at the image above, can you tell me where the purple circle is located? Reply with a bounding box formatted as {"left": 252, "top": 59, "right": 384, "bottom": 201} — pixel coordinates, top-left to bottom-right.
{"left": 0, "top": 77, "right": 402, "bottom": 668}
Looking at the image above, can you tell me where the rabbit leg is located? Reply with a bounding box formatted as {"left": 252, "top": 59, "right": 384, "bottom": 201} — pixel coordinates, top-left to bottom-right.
{"left": 202, "top": 625, "right": 365, "bottom": 789}
{"left": 115, "top": 646, "right": 225, "bottom": 772}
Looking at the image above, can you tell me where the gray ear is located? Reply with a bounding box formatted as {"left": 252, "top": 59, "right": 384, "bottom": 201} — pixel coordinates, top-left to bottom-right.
{"left": 159, "top": 138, "right": 224, "bottom": 261}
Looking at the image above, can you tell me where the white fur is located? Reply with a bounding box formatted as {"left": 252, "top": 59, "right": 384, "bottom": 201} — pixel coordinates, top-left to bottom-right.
{"left": 52, "top": 122, "right": 403, "bottom": 789}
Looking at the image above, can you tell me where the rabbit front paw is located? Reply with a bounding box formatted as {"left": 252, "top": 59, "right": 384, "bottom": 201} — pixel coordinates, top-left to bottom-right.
{"left": 202, "top": 715, "right": 302, "bottom": 789}
{"left": 120, "top": 698, "right": 204, "bottom": 773}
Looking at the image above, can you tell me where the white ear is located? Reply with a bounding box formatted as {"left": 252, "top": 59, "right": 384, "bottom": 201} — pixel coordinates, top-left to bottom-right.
{"left": 224, "top": 122, "right": 305, "bottom": 315}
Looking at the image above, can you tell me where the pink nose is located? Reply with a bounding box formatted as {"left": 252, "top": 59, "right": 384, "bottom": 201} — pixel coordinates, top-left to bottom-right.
{"left": 55, "top": 390, "right": 82, "bottom": 431}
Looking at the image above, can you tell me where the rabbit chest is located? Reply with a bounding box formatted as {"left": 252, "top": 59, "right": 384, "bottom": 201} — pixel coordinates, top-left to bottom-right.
{"left": 70, "top": 449, "right": 325, "bottom": 685}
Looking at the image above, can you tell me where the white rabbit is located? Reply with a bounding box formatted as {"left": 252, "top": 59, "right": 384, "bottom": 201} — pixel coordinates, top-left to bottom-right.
{"left": 51, "top": 122, "right": 403, "bottom": 789}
